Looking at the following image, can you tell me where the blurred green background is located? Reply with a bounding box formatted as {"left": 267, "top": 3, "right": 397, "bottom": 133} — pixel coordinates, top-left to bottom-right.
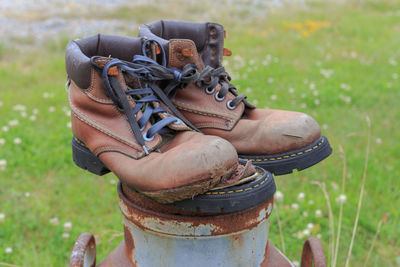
{"left": 0, "top": 0, "right": 399, "bottom": 266}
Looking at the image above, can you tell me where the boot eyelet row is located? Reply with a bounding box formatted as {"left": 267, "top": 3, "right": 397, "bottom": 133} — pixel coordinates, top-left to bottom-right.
{"left": 226, "top": 100, "right": 237, "bottom": 110}
{"left": 205, "top": 87, "right": 215, "bottom": 95}
{"left": 215, "top": 92, "right": 225, "bottom": 102}
{"left": 143, "top": 132, "right": 155, "bottom": 142}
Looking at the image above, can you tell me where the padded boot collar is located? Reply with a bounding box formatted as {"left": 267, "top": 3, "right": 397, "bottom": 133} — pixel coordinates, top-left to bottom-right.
{"left": 65, "top": 34, "right": 143, "bottom": 89}
{"left": 139, "top": 20, "right": 225, "bottom": 68}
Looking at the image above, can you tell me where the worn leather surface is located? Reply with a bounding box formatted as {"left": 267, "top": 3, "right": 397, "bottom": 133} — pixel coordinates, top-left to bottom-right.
{"left": 66, "top": 34, "right": 143, "bottom": 89}
{"left": 139, "top": 21, "right": 322, "bottom": 155}
{"left": 66, "top": 36, "right": 240, "bottom": 193}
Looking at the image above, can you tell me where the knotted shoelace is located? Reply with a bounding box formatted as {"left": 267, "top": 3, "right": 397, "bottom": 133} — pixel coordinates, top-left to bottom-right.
{"left": 96, "top": 41, "right": 200, "bottom": 155}
{"left": 138, "top": 39, "right": 249, "bottom": 111}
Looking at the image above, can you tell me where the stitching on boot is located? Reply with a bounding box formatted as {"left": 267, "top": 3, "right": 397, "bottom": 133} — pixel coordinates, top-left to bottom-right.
{"left": 205, "top": 173, "right": 270, "bottom": 195}
{"left": 242, "top": 138, "right": 325, "bottom": 162}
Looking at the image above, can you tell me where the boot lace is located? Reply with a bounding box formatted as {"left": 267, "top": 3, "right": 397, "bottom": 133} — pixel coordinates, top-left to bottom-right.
{"left": 96, "top": 41, "right": 200, "bottom": 155}
{"left": 196, "top": 66, "right": 248, "bottom": 110}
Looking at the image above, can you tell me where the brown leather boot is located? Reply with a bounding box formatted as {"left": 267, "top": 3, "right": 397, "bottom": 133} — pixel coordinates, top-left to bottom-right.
{"left": 65, "top": 34, "right": 244, "bottom": 203}
{"left": 138, "top": 20, "right": 332, "bottom": 175}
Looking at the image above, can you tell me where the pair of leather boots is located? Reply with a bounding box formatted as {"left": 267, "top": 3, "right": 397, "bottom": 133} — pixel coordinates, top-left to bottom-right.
{"left": 65, "top": 20, "right": 332, "bottom": 204}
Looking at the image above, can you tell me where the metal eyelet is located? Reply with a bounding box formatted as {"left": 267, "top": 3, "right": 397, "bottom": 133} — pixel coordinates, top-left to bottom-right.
{"left": 205, "top": 87, "right": 215, "bottom": 95}
{"left": 173, "top": 119, "right": 181, "bottom": 125}
{"left": 226, "top": 100, "right": 237, "bottom": 110}
{"left": 140, "top": 124, "right": 146, "bottom": 132}
{"left": 214, "top": 91, "right": 225, "bottom": 102}
{"left": 143, "top": 132, "right": 154, "bottom": 142}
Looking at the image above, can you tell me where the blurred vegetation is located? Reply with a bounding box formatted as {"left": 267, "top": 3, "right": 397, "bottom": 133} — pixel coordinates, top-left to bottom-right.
{"left": 0, "top": 0, "right": 399, "bottom": 266}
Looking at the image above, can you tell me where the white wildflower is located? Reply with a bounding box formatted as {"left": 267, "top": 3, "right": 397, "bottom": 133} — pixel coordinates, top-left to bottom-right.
{"left": 300, "top": 103, "right": 307, "bottom": 108}
{"left": 8, "top": 120, "right": 19, "bottom": 127}
{"left": 297, "top": 192, "right": 305, "bottom": 201}
{"left": 267, "top": 77, "right": 274, "bottom": 83}
{"left": 288, "top": 88, "right": 295, "bottom": 94}
{"left": 339, "top": 94, "right": 351, "bottom": 104}
{"left": 13, "top": 104, "right": 26, "bottom": 111}
{"left": 20, "top": 112, "right": 27, "bottom": 118}
{"left": 375, "top": 138, "right": 382, "bottom": 144}
{"left": 0, "top": 159, "right": 7, "bottom": 171}
{"left": 0, "top": 138, "right": 5, "bottom": 146}
{"left": 308, "top": 200, "right": 314, "bottom": 205}
{"left": 0, "top": 213, "right": 5, "bottom": 222}
{"left": 48, "top": 106, "right": 56, "bottom": 112}
{"left": 302, "top": 228, "right": 311, "bottom": 237}
{"left": 110, "top": 179, "right": 117, "bottom": 185}
{"left": 5, "top": 247, "right": 12, "bottom": 254}
{"left": 322, "top": 124, "right": 328, "bottom": 130}
{"left": 13, "top": 138, "right": 22, "bottom": 145}
{"left": 293, "top": 260, "right": 300, "bottom": 267}
{"left": 388, "top": 58, "right": 397, "bottom": 66}
{"left": 270, "top": 94, "right": 277, "bottom": 101}
{"left": 67, "top": 122, "right": 72, "bottom": 129}
{"left": 30, "top": 115, "right": 37, "bottom": 121}
{"left": 316, "top": 233, "right": 322, "bottom": 239}
{"left": 314, "top": 99, "right": 320, "bottom": 105}
{"left": 24, "top": 192, "right": 31, "bottom": 197}
{"left": 2, "top": 126, "right": 9, "bottom": 132}
{"left": 336, "top": 194, "right": 347, "bottom": 204}
{"left": 50, "top": 217, "right": 59, "bottom": 226}
{"left": 62, "top": 233, "right": 70, "bottom": 239}
{"left": 315, "top": 209, "right": 323, "bottom": 217}
{"left": 32, "top": 108, "right": 39, "bottom": 115}
{"left": 245, "top": 87, "right": 253, "bottom": 93}
{"left": 340, "top": 83, "right": 351, "bottom": 91}
{"left": 307, "top": 223, "right": 314, "bottom": 230}
{"left": 275, "top": 191, "right": 284, "bottom": 202}
{"left": 43, "top": 92, "right": 50, "bottom": 98}
{"left": 64, "top": 222, "right": 73, "bottom": 231}
{"left": 392, "top": 73, "right": 398, "bottom": 80}
{"left": 291, "top": 203, "right": 299, "bottom": 211}
{"left": 302, "top": 211, "right": 308, "bottom": 217}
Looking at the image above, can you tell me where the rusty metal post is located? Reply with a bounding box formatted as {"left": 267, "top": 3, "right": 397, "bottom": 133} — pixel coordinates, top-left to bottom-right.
{"left": 70, "top": 167, "right": 326, "bottom": 267}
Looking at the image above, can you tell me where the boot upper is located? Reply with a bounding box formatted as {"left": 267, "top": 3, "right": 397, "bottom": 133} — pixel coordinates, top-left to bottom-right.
{"left": 65, "top": 34, "right": 239, "bottom": 194}
{"left": 138, "top": 21, "right": 322, "bottom": 155}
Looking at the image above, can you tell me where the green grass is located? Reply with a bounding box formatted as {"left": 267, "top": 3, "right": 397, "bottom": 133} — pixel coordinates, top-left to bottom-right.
{"left": 0, "top": 1, "right": 399, "bottom": 266}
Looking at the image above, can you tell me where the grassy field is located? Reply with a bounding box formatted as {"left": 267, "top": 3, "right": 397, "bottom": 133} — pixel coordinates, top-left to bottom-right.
{"left": 0, "top": 0, "right": 399, "bottom": 266}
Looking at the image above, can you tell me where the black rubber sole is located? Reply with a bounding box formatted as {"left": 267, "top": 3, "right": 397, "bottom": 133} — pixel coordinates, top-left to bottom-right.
{"left": 126, "top": 162, "right": 276, "bottom": 214}
{"left": 72, "top": 137, "right": 110, "bottom": 176}
{"left": 239, "top": 136, "right": 332, "bottom": 176}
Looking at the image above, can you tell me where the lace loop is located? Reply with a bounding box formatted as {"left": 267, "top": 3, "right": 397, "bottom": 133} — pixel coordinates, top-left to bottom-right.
{"left": 196, "top": 66, "right": 248, "bottom": 109}
{"left": 100, "top": 57, "right": 196, "bottom": 155}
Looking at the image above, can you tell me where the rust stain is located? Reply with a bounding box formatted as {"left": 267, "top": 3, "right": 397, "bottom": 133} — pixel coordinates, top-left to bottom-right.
{"left": 119, "top": 183, "right": 273, "bottom": 236}
{"left": 123, "top": 225, "right": 135, "bottom": 263}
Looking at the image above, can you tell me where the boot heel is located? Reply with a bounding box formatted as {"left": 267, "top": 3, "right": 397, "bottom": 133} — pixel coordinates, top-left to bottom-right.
{"left": 72, "top": 137, "right": 110, "bottom": 176}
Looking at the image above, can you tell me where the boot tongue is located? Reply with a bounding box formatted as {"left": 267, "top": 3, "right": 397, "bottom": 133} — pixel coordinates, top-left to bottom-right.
{"left": 167, "top": 39, "right": 204, "bottom": 71}
{"left": 165, "top": 23, "right": 225, "bottom": 69}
